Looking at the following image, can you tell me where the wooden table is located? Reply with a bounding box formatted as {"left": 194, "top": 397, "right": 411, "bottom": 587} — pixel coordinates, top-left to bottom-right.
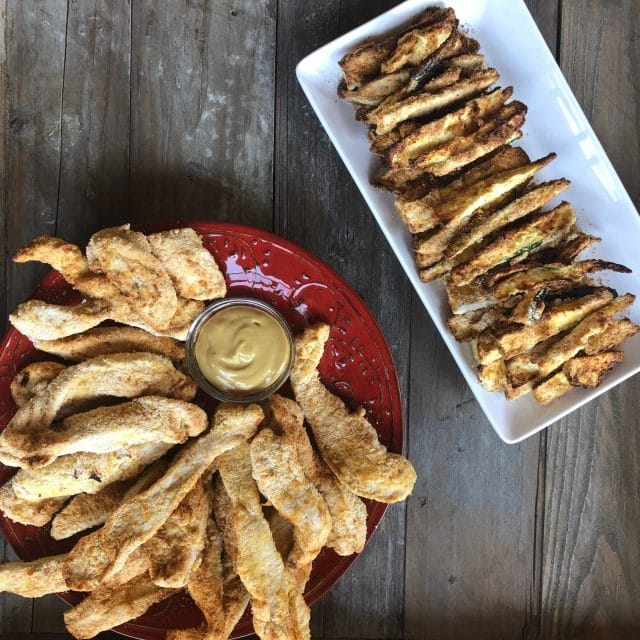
{"left": 1, "top": 1, "right": 639, "bottom": 639}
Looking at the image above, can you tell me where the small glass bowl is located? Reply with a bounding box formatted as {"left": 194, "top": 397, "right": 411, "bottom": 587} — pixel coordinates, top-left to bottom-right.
{"left": 185, "top": 297, "right": 294, "bottom": 403}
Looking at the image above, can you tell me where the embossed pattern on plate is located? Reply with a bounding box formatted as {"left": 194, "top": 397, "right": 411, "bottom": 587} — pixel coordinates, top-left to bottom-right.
{"left": 0, "top": 221, "right": 403, "bottom": 640}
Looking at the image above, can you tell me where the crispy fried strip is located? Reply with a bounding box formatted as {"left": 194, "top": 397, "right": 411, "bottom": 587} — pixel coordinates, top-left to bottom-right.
{"left": 535, "top": 294, "right": 635, "bottom": 377}
{"left": 584, "top": 318, "right": 640, "bottom": 355}
{"left": 217, "top": 442, "right": 299, "bottom": 640}
{"left": 265, "top": 395, "right": 367, "bottom": 556}
{"left": 532, "top": 351, "right": 625, "bottom": 404}
{"left": 64, "top": 575, "right": 177, "bottom": 640}
{"left": 0, "top": 352, "right": 195, "bottom": 468}
{"left": 446, "top": 179, "right": 571, "bottom": 261}
{"left": 0, "top": 554, "right": 67, "bottom": 597}
{"left": 147, "top": 228, "right": 227, "bottom": 301}
{"left": 0, "top": 479, "right": 67, "bottom": 526}
{"left": 395, "top": 145, "right": 529, "bottom": 232}
{"left": 563, "top": 351, "right": 625, "bottom": 387}
{"left": 250, "top": 427, "right": 332, "bottom": 573}
{"left": 449, "top": 203, "right": 576, "bottom": 286}
{"left": 9, "top": 299, "right": 111, "bottom": 341}
{"left": 414, "top": 154, "right": 555, "bottom": 268}
{"left": 492, "top": 260, "right": 631, "bottom": 301}
{"left": 147, "top": 476, "right": 210, "bottom": 588}
{"left": 476, "top": 289, "right": 615, "bottom": 364}
{"left": 338, "top": 8, "right": 449, "bottom": 88}
{"left": 338, "top": 69, "right": 413, "bottom": 107}
{"left": 382, "top": 101, "right": 526, "bottom": 187}
{"left": 387, "top": 87, "right": 511, "bottom": 167}
{"left": 166, "top": 507, "right": 226, "bottom": 640}
{"left": 33, "top": 326, "right": 185, "bottom": 363}
{"left": 63, "top": 404, "right": 263, "bottom": 591}
{"left": 11, "top": 397, "right": 207, "bottom": 469}
{"left": 290, "top": 324, "right": 416, "bottom": 503}
{"left": 381, "top": 17, "right": 457, "bottom": 73}
{"left": 86, "top": 225, "right": 178, "bottom": 331}
{"left": 10, "top": 361, "right": 66, "bottom": 408}
{"left": 366, "top": 68, "right": 499, "bottom": 135}
{"left": 12, "top": 441, "right": 172, "bottom": 501}
{"left": 50, "top": 482, "right": 130, "bottom": 541}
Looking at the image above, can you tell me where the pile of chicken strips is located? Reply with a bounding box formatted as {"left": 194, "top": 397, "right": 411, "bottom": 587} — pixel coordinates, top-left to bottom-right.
{"left": 339, "top": 6, "right": 639, "bottom": 403}
{"left": 0, "top": 225, "right": 416, "bottom": 639}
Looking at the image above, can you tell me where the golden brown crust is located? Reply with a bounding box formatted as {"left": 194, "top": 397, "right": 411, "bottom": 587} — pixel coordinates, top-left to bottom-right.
{"left": 10, "top": 361, "right": 66, "bottom": 407}
{"left": 290, "top": 324, "right": 416, "bottom": 503}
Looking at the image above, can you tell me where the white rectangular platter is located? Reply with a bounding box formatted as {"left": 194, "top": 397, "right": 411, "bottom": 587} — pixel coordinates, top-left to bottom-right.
{"left": 296, "top": 0, "right": 640, "bottom": 443}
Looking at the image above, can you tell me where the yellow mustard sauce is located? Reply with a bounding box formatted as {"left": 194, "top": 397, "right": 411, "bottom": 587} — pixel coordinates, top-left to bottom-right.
{"left": 194, "top": 305, "right": 290, "bottom": 393}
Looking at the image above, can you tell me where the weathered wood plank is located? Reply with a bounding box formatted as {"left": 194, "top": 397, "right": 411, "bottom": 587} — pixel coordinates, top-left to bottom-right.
{"left": 129, "top": 0, "right": 276, "bottom": 227}
{"left": 2, "top": 0, "right": 68, "bottom": 631}
{"left": 274, "top": 1, "right": 411, "bottom": 637}
{"left": 3, "top": 0, "right": 67, "bottom": 332}
{"left": 404, "top": 310, "right": 542, "bottom": 640}
{"left": 541, "top": 3, "right": 640, "bottom": 638}
{"left": 55, "top": 0, "right": 131, "bottom": 244}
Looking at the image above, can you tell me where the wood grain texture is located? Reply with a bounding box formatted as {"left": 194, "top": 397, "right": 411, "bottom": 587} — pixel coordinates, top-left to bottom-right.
{"left": 129, "top": 0, "right": 276, "bottom": 227}
{"left": 3, "top": 0, "right": 67, "bottom": 331}
{"left": 55, "top": 0, "right": 131, "bottom": 244}
{"left": 274, "top": 1, "right": 411, "bottom": 637}
{"left": 541, "top": 3, "right": 640, "bottom": 638}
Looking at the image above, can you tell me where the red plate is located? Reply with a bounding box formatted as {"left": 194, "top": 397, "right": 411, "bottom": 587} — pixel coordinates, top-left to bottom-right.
{"left": 0, "top": 221, "right": 403, "bottom": 639}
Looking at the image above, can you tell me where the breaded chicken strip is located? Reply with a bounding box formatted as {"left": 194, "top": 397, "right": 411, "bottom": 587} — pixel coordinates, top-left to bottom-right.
{"left": 13, "top": 235, "right": 202, "bottom": 340}
{"left": 64, "top": 574, "right": 177, "bottom": 640}
{"left": 33, "top": 326, "right": 184, "bottom": 363}
{"left": 10, "top": 299, "right": 111, "bottom": 341}
{"left": 0, "top": 554, "right": 68, "bottom": 598}
{"left": 0, "top": 479, "right": 68, "bottom": 526}
{"left": 290, "top": 324, "right": 416, "bottom": 503}
{"left": 166, "top": 492, "right": 226, "bottom": 640}
{"left": 218, "top": 442, "right": 301, "bottom": 640}
{"left": 12, "top": 441, "right": 172, "bottom": 501}
{"left": 9, "top": 397, "right": 207, "bottom": 469}
{"left": 146, "top": 475, "right": 210, "bottom": 588}
{"left": 86, "top": 225, "right": 177, "bottom": 331}
{"left": 0, "top": 352, "right": 196, "bottom": 467}
{"left": 10, "top": 361, "right": 66, "bottom": 407}
{"left": 148, "top": 228, "right": 227, "bottom": 300}
{"left": 51, "top": 460, "right": 168, "bottom": 540}
{"left": 265, "top": 395, "right": 367, "bottom": 556}
{"left": 63, "top": 404, "right": 263, "bottom": 591}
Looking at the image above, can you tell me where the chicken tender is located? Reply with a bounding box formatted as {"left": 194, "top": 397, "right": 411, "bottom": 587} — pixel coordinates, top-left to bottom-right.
{"left": 64, "top": 574, "right": 177, "bottom": 640}
{"left": 10, "top": 397, "right": 207, "bottom": 469}
{"left": 0, "top": 553, "right": 68, "bottom": 598}
{"left": 10, "top": 299, "right": 111, "bottom": 341}
{"left": 218, "top": 442, "right": 302, "bottom": 640}
{"left": 0, "top": 352, "right": 196, "bottom": 468}
{"left": 33, "top": 326, "right": 184, "bottom": 363}
{"left": 250, "top": 428, "right": 332, "bottom": 573}
{"left": 13, "top": 441, "right": 172, "bottom": 500}
{"left": 50, "top": 482, "right": 131, "bottom": 540}
{"left": 265, "top": 395, "right": 367, "bottom": 556}
{"left": 290, "top": 324, "right": 416, "bottom": 503}
{"left": 148, "top": 228, "right": 227, "bottom": 300}
{"left": 0, "top": 478, "right": 68, "bottom": 526}
{"left": 86, "top": 225, "right": 177, "bottom": 331}
{"left": 147, "top": 476, "right": 210, "bottom": 588}
{"left": 63, "top": 404, "right": 263, "bottom": 591}
{"left": 10, "top": 361, "right": 66, "bottom": 407}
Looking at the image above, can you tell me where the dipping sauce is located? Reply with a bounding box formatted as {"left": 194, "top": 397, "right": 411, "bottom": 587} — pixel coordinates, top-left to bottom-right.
{"left": 194, "top": 304, "right": 291, "bottom": 394}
